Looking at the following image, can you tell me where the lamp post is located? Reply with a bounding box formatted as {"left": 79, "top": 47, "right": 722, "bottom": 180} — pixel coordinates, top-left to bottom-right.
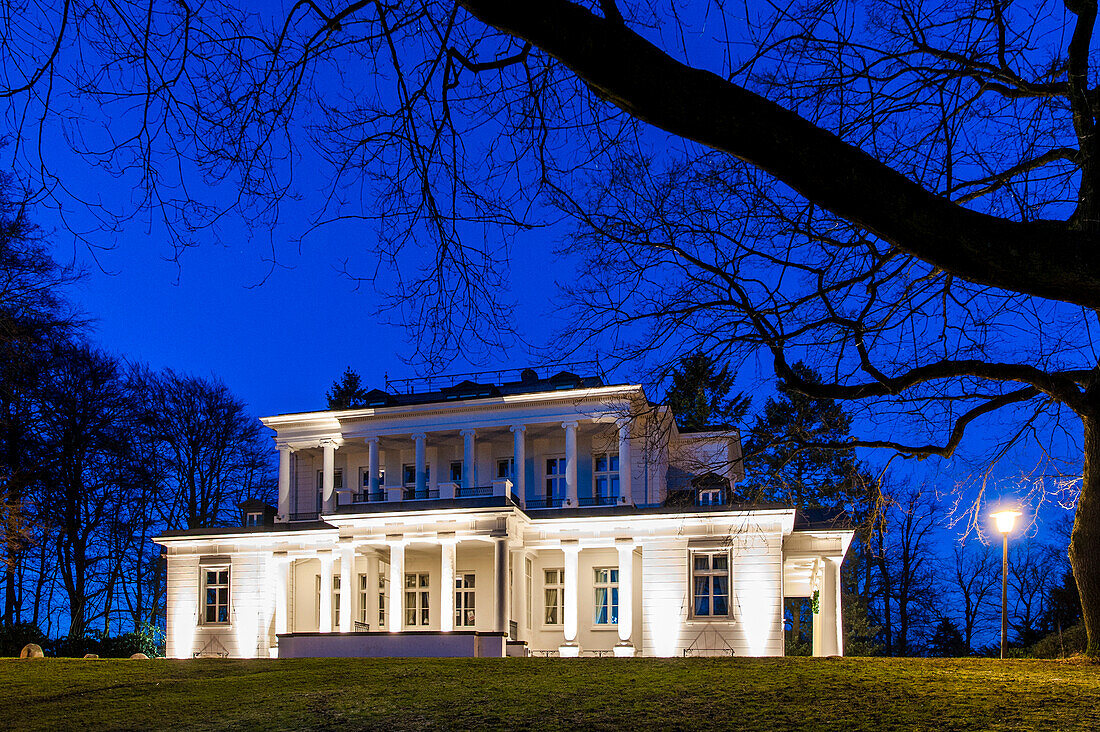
{"left": 991, "top": 509, "right": 1021, "bottom": 659}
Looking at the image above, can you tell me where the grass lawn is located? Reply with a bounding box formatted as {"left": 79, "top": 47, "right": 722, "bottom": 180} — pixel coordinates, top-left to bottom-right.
{"left": 1, "top": 656, "right": 1097, "bottom": 731}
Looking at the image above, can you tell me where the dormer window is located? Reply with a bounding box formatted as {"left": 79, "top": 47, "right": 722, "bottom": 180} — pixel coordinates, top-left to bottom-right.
{"left": 697, "top": 488, "right": 724, "bottom": 506}
{"left": 245, "top": 512, "right": 263, "bottom": 527}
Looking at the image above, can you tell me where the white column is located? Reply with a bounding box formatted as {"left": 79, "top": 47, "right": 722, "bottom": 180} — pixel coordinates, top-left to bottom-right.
{"left": 273, "top": 554, "right": 289, "bottom": 638}
{"left": 563, "top": 421, "right": 578, "bottom": 507}
{"left": 829, "top": 556, "right": 844, "bottom": 656}
{"left": 617, "top": 419, "right": 632, "bottom": 504}
{"left": 615, "top": 539, "right": 635, "bottom": 655}
{"left": 340, "top": 545, "right": 354, "bottom": 632}
{"left": 277, "top": 446, "right": 292, "bottom": 520}
{"left": 321, "top": 440, "right": 338, "bottom": 513}
{"left": 440, "top": 535, "right": 457, "bottom": 632}
{"left": 510, "top": 425, "right": 526, "bottom": 506}
{"left": 494, "top": 535, "right": 509, "bottom": 635}
{"left": 460, "top": 429, "right": 476, "bottom": 495}
{"left": 388, "top": 539, "right": 405, "bottom": 632}
{"left": 413, "top": 433, "right": 427, "bottom": 496}
{"left": 560, "top": 541, "right": 580, "bottom": 656}
{"left": 366, "top": 437, "right": 380, "bottom": 496}
{"left": 319, "top": 551, "right": 334, "bottom": 633}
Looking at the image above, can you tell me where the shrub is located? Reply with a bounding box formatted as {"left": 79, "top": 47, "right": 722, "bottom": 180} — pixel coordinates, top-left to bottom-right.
{"left": 1029, "top": 623, "right": 1086, "bottom": 659}
{"left": 0, "top": 623, "right": 47, "bottom": 657}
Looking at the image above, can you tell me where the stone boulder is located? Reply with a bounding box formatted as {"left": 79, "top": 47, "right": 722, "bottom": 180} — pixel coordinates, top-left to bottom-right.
{"left": 129, "top": 653, "right": 149, "bottom": 660}
{"left": 19, "top": 643, "right": 44, "bottom": 659}
{"left": 83, "top": 653, "right": 99, "bottom": 659}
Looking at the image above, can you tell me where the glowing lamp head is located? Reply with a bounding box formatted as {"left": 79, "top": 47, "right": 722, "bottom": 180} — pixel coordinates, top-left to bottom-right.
{"left": 991, "top": 509, "right": 1022, "bottom": 535}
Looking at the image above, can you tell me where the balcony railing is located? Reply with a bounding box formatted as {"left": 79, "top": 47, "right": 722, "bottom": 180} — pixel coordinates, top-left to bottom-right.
{"left": 456, "top": 485, "right": 493, "bottom": 498}
{"left": 525, "top": 497, "right": 565, "bottom": 509}
{"left": 578, "top": 494, "right": 622, "bottom": 507}
{"left": 402, "top": 489, "right": 441, "bottom": 501}
{"left": 353, "top": 490, "right": 387, "bottom": 503}
{"left": 290, "top": 511, "right": 319, "bottom": 522}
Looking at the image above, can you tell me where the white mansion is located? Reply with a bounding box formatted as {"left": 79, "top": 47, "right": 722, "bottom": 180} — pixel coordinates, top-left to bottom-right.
{"left": 155, "top": 369, "right": 852, "bottom": 659}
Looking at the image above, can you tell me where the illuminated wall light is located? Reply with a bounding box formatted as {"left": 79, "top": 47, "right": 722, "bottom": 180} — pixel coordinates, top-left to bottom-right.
{"left": 235, "top": 597, "right": 259, "bottom": 659}
{"left": 172, "top": 598, "right": 197, "bottom": 659}
{"left": 645, "top": 595, "right": 685, "bottom": 657}
{"left": 738, "top": 578, "right": 778, "bottom": 657}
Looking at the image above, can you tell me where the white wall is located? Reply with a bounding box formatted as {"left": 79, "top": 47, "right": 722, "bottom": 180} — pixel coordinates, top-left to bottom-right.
{"left": 165, "top": 550, "right": 271, "bottom": 659}
{"left": 641, "top": 530, "right": 784, "bottom": 657}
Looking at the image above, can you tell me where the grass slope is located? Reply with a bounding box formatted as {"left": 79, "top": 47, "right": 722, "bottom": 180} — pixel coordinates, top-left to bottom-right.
{"left": 1, "top": 657, "right": 1098, "bottom": 731}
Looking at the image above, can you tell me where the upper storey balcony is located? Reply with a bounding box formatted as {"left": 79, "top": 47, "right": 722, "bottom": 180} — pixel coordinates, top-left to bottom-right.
{"left": 264, "top": 366, "right": 654, "bottom": 523}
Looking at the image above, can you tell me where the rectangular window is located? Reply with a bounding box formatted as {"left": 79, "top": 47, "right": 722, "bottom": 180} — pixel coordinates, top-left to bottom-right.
{"left": 315, "top": 574, "right": 340, "bottom": 627}
{"left": 525, "top": 557, "right": 533, "bottom": 628}
{"left": 450, "top": 461, "right": 463, "bottom": 483}
{"left": 543, "top": 568, "right": 564, "bottom": 625}
{"left": 545, "top": 457, "right": 566, "bottom": 503}
{"left": 593, "top": 453, "right": 621, "bottom": 502}
{"left": 378, "top": 560, "right": 390, "bottom": 628}
{"left": 358, "top": 573, "right": 369, "bottom": 625}
{"left": 593, "top": 567, "right": 619, "bottom": 625}
{"left": 402, "top": 464, "right": 431, "bottom": 498}
{"left": 245, "top": 512, "right": 263, "bottom": 526}
{"left": 692, "top": 551, "right": 730, "bottom": 617}
{"left": 315, "top": 469, "right": 344, "bottom": 510}
{"left": 360, "top": 467, "right": 385, "bottom": 489}
{"left": 455, "top": 572, "right": 476, "bottom": 627}
{"left": 202, "top": 567, "right": 230, "bottom": 624}
{"left": 497, "top": 458, "right": 515, "bottom": 480}
{"left": 404, "top": 572, "right": 430, "bottom": 626}
{"left": 697, "top": 488, "right": 724, "bottom": 506}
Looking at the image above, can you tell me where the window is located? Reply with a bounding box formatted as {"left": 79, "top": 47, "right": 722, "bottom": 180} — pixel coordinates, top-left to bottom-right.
{"left": 692, "top": 551, "right": 730, "bottom": 617}
{"left": 358, "top": 573, "right": 369, "bottom": 625}
{"left": 697, "top": 488, "right": 724, "bottom": 506}
{"left": 245, "top": 512, "right": 263, "bottom": 527}
{"left": 360, "top": 467, "right": 385, "bottom": 489}
{"left": 315, "top": 574, "right": 340, "bottom": 627}
{"left": 593, "top": 567, "right": 619, "bottom": 625}
{"left": 497, "top": 458, "right": 515, "bottom": 480}
{"left": 455, "top": 573, "right": 476, "bottom": 627}
{"left": 404, "top": 572, "right": 430, "bottom": 626}
{"left": 202, "top": 567, "right": 230, "bottom": 624}
{"left": 525, "top": 557, "right": 533, "bottom": 628}
{"left": 315, "top": 469, "right": 344, "bottom": 510}
{"left": 543, "top": 568, "right": 564, "bottom": 625}
{"left": 450, "top": 461, "right": 463, "bottom": 483}
{"left": 545, "top": 457, "right": 566, "bottom": 503}
{"left": 378, "top": 560, "right": 390, "bottom": 628}
{"left": 402, "top": 464, "right": 431, "bottom": 497}
{"left": 593, "top": 453, "right": 620, "bottom": 501}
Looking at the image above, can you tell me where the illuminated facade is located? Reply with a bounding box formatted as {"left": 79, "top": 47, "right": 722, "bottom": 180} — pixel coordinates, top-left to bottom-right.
{"left": 155, "top": 370, "right": 852, "bottom": 659}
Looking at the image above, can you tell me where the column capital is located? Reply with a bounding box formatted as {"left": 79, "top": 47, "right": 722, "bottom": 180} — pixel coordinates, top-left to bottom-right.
{"left": 319, "top": 438, "right": 342, "bottom": 450}
{"left": 561, "top": 420, "right": 579, "bottom": 430}
{"left": 509, "top": 424, "right": 526, "bottom": 434}
{"left": 411, "top": 432, "right": 427, "bottom": 441}
{"left": 276, "top": 442, "right": 296, "bottom": 453}
{"left": 559, "top": 539, "right": 581, "bottom": 554}
{"left": 385, "top": 534, "right": 407, "bottom": 546}
{"left": 438, "top": 531, "right": 459, "bottom": 546}
{"left": 459, "top": 428, "right": 477, "bottom": 438}
{"left": 364, "top": 435, "right": 380, "bottom": 445}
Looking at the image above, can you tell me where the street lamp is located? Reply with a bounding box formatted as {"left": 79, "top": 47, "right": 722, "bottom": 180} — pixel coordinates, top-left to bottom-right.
{"left": 991, "top": 508, "right": 1022, "bottom": 659}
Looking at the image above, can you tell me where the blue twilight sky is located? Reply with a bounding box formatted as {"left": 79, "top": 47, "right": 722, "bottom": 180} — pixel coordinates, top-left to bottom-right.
{"left": 29, "top": 0, "right": 1078, "bottom": 544}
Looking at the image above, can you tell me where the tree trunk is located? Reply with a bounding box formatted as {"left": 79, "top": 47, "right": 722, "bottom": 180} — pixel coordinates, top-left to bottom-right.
{"left": 1070, "top": 406, "right": 1100, "bottom": 656}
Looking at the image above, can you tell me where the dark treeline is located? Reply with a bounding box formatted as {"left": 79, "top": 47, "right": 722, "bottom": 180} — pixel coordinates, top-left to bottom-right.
{"left": 669, "top": 354, "right": 1081, "bottom": 657}
{"left": 0, "top": 188, "right": 274, "bottom": 646}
